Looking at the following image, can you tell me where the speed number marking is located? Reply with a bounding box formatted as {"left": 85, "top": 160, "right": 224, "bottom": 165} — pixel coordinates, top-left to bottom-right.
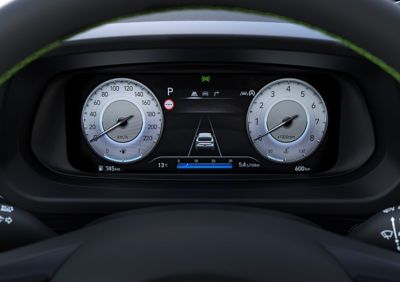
{"left": 81, "top": 78, "right": 163, "bottom": 163}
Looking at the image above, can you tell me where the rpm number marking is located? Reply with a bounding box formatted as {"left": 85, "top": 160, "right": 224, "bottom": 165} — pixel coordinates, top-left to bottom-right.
{"left": 247, "top": 78, "right": 328, "bottom": 163}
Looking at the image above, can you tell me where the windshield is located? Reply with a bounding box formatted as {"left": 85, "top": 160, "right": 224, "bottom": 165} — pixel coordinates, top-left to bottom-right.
{"left": 0, "top": 0, "right": 12, "bottom": 8}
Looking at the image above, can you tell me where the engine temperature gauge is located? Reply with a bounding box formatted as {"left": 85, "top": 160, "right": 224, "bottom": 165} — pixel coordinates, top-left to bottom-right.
{"left": 247, "top": 78, "right": 328, "bottom": 163}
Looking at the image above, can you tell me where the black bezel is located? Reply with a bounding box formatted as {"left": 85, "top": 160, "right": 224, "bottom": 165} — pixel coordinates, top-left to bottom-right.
{"left": 0, "top": 34, "right": 394, "bottom": 216}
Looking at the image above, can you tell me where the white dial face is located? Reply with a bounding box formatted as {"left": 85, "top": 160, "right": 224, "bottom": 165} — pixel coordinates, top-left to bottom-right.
{"left": 247, "top": 78, "right": 328, "bottom": 163}
{"left": 81, "top": 78, "right": 163, "bottom": 163}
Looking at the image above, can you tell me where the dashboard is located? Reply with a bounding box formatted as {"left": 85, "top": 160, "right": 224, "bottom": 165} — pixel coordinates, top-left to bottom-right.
{"left": 0, "top": 14, "right": 399, "bottom": 219}
{"left": 2, "top": 4, "right": 400, "bottom": 279}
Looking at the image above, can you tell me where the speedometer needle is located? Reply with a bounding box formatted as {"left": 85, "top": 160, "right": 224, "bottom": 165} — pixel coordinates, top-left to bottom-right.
{"left": 253, "top": 114, "right": 299, "bottom": 142}
{"left": 90, "top": 115, "right": 134, "bottom": 143}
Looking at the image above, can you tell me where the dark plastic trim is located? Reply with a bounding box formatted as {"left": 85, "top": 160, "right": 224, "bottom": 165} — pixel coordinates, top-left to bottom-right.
{"left": 0, "top": 33, "right": 397, "bottom": 215}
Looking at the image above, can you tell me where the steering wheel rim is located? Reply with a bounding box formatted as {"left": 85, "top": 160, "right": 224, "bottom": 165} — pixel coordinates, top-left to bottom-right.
{"left": 0, "top": 0, "right": 399, "bottom": 85}
{"left": 50, "top": 206, "right": 352, "bottom": 282}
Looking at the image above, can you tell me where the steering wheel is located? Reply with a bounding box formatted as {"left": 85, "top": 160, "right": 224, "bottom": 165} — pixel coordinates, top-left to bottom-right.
{"left": 0, "top": 1, "right": 399, "bottom": 282}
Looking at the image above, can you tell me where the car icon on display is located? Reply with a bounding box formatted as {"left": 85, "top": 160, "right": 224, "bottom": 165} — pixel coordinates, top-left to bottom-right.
{"left": 195, "top": 132, "right": 214, "bottom": 150}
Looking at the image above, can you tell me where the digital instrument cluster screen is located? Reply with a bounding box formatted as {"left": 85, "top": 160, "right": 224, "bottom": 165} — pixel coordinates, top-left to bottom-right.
{"left": 65, "top": 68, "right": 340, "bottom": 174}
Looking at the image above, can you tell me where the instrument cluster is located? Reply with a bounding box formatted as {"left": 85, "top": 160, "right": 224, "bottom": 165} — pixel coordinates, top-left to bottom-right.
{"left": 66, "top": 68, "right": 340, "bottom": 174}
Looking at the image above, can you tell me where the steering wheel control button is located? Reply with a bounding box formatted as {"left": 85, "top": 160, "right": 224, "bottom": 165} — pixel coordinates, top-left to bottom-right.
{"left": 247, "top": 78, "right": 328, "bottom": 163}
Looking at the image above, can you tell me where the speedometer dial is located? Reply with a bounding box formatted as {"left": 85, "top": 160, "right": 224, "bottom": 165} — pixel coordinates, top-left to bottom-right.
{"left": 82, "top": 78, "right": 163, "bottom": 163}
{"left": 247, "top": 78, "right": 328, "bottom": 163}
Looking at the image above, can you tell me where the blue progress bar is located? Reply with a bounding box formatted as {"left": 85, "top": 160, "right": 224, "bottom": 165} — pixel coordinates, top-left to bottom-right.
{"left": 177, "top": 163, "right": 233, "bottom": 170}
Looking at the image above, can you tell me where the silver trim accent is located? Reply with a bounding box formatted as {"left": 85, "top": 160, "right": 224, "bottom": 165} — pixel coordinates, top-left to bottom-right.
{"left": 68, "top": 21, "right": 336, "bottom": 42}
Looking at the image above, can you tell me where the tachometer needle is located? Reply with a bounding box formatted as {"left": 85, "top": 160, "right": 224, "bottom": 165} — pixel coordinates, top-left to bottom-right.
{"left": 253, "top": 114, "right": 299, "bottom": 142}
{"left": 90, "top": 115, "right": 134, "bottom": 143}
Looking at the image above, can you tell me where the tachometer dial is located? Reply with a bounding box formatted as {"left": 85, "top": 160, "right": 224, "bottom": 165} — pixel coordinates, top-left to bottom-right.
{"left": 81, "top": 78, "right": 163, "bottom": 163}
{"left": 247, "top": 78, "right": 328, "bottom": 163}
